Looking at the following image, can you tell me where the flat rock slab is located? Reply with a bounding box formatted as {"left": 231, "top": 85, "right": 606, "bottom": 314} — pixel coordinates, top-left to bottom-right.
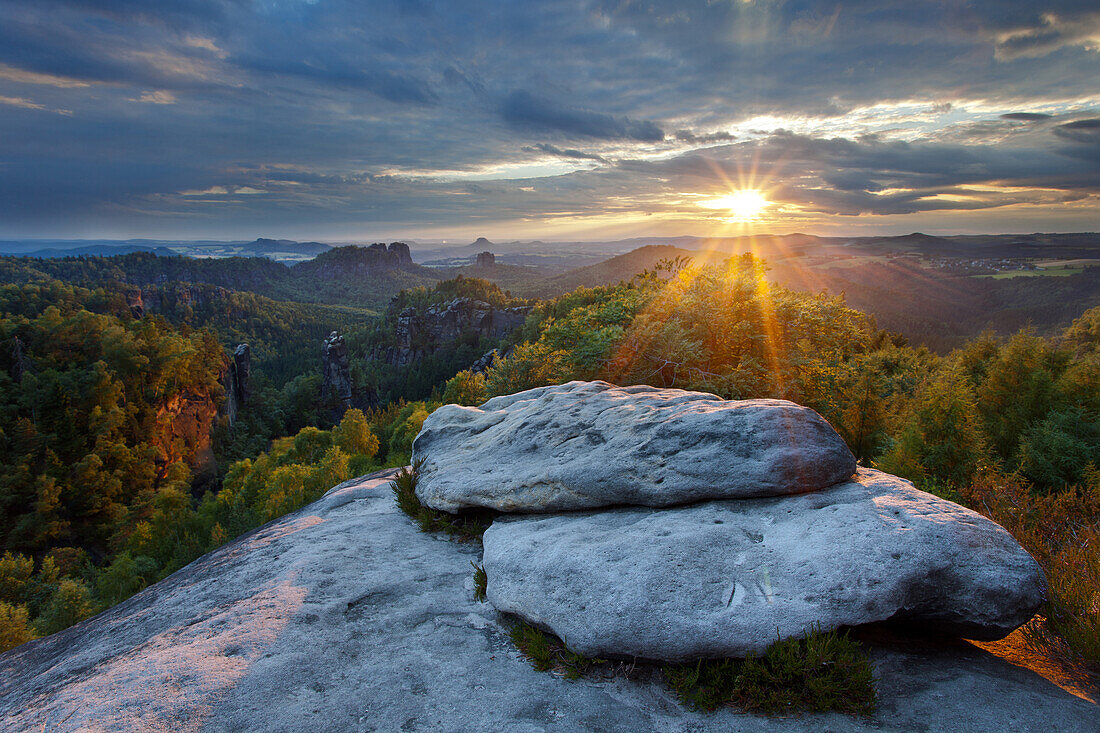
{"left": 1, "top": 470, "right": 1091, "bottom": 733}
{"left": 483, "top": 469, "right": 1046, "bottom": 661}
{"left": 414, "top": 381, "right": 856, "bottom": 512}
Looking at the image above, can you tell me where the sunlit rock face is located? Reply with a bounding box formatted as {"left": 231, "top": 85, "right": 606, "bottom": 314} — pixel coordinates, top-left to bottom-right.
{"left": 413, "top": 380, "right": 857, "bottom": 512}
{"left": 482, "top": 468, "right": 1047, "bottom": 662}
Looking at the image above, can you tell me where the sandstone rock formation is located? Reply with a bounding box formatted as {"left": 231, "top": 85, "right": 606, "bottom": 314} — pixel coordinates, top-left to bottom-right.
{"left": 296, "top": 243, "right": 414, "bottom": 281}
{"left": 384, "top": 297, "right": 531, "bottom": 367}
{"left": 127, "top": 283, "right": 232, "bottom": 319}
{"left": 0, "top": 471, "right": 1092, "bottom": 732}
{"left": 221, "top": 343, "right": 251, "bottom": 425}
{"left": 469, "top": 346, "right": 511, "bottom": 374}
{"left": 415, "top": 380, "right": 1045, "bottom": 664}
{"left": 414, "top": 381, "right": 857, "bottom": 512}
{"left": 483, "top": 468, "right": 1046, "bottom": 661}
{"left": 476, "top": 251, "right": 496, "bottom": 267}
{"left": 321, "top": 331, "right": 354, "bottom": 413}
{"left": 152, "top": 387, "right": 220, "bottom": 480}
{"left": 7, "top": 336, "right": 27, "bottom": 383}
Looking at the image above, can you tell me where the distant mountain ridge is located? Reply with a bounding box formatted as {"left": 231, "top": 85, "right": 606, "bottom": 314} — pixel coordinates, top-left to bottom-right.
{"left": 0, "top": 237, "right": 334, "bottom": 263}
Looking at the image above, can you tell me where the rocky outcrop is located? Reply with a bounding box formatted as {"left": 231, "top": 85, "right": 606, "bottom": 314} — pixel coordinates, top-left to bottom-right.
{"left": 1, "top": 470, "right": 1093, "bottom": 732}
{"left": 320, "top": 331, "right": 380, "bottom": 419}
{"left": 151, "top": 387, "right": 220, "bottom": 481}
{"left": 385, "top": 298, "right": 532, "bottom": 367}
{"left": 469, "top": 346, "right": 511, "bottom": 374}
{"left": 221, "top": 343, "right": 251, "bottom": 425}
{"left": 476, "top": 251, "right": 495, "bottom": 267}
{"left": 415, "top": 380, "right": 1045, "bottom": 663}
{"left": 126, "top": 284, "right": 233, "bottom": 319}
{"left": 413, "top": 381, "right": 857, "bottom": 512}
{"left": 483, "top": 468, "right": 1046, "bottom": 661}
{"left": 299, "top": 243, "right": 414, "bottom": 281}
{"left": 321, "top": 331, "right": 353, "bottom": 414}
{"left": 7, "top": 336, "right": 28, "bottom": 383}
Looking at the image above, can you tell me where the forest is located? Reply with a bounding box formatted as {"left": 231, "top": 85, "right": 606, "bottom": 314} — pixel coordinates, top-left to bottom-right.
{"left": 0, "top": 252, "right": 1097, "bottom": 677}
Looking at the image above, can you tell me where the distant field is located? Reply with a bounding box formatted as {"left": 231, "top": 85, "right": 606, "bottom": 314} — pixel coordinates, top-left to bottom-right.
{"left": 1034, "top": 258, "right": 1100, "bottom": 268}
{"left": 975, "top": 268, "right": 1086, "bottom": 279}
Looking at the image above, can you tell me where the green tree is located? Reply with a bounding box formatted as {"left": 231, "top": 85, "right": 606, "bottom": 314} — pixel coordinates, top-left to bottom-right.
{"left": 332, "top": 409, "right": 380, "bottom": 458}
{"left": 442, "top": 370, "right": 487, "bottom": 406}
{"left": 36, "top": 578, "right": 95, "bottom": 635}
{"left": 0, "top": 601, "right": 35, "bottom": 652}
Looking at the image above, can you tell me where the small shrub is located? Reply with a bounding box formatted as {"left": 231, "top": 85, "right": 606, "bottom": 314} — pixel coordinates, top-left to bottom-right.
{"left": 390, "top": 462, "right": 495, "bottom": 542}
{"left": 35, "top": 579, "right": 96, "bottom": 636}
{"left": 507, "top": 619, "right": 604, "bottom": 679}
{"left": 963, "top": 470, "right": 1100, "bottom": 669}
{"left": 664, "top": 627, "right": 877, "bottom": 717}
{"left": 471, "top": 562, "right": 487, "bottom": 602}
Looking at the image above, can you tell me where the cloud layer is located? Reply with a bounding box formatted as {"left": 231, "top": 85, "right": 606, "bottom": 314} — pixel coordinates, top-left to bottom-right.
{"left": 0, "top": 0, "right": 1096, "bottom": 239}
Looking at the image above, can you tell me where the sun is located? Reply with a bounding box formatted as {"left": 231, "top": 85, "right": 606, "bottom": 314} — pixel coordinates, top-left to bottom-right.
{"left": 698, "top": 189, "right": 770, "bottom": 221}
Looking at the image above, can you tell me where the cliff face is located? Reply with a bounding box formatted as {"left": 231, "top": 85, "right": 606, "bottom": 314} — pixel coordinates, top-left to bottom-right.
{"left": 296, "top": 243, "right": 414, "bottom": 281}
{"left": 151, "top": 385, "right": 222, "bottom": 481}
{"left": 385, "top": 297, "right": 531, "bottom": 367}
{"left": 221, "top": 343, "right": 251, "bottom": 425}
{"left": 126, "top": 283, "right": 233, "bottom": 319}
{"left": 321, "top": 331, "right": 354, "bottom": 410}
{"left": 321, "top": 331, "right": 378, "bottom": 418}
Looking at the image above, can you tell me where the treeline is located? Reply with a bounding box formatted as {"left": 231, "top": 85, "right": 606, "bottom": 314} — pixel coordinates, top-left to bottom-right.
{"left": 0, "top": 408, "right": 401, "bottom": 651}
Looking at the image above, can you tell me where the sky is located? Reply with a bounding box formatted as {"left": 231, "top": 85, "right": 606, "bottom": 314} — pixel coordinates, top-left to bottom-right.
{"left": 0, "top": 0, "right": 1098, "bottom": 242}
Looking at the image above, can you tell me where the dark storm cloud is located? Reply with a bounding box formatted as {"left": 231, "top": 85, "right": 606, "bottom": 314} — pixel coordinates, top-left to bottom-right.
{"left": 674, "top": 130, "right": 736, "bottom": 144}
{"left": 1054, "top": 119, "right": 1100, "bottom": 144}
{"left": 501, "top": 91, "right": 664, "bottom": 142}
{"left": 1000, "top": 113, "right": 1054, "bottom": 121}
{"left": 526, "top": 144, "right": 609, "bottom": 164}
{"left": 0, "top": 0, "right": 1096, "bottom": 236}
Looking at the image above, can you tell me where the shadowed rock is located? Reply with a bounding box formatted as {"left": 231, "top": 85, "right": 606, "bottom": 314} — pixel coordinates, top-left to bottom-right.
{"left": 414, "top": 380, "right": 857, "bottom": 512}
{"left": 482, "top": 468, "right": 1047, "bottom": 662}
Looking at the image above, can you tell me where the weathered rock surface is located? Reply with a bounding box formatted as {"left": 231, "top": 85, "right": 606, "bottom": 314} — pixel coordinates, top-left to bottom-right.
{"left": 482, "top": 468, "right": 1046, "bottom": 662}
{"left": 476, "top": 250, "right": 496, "bottom": 267}
{"left": 0, "top": 470, "right": 1092, "bottom": 733}
{"left": 414, "top": 381, "right": 857, "bottom": 512}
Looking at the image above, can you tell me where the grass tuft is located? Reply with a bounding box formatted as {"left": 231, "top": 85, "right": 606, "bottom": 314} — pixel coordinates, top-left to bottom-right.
{"left": 471, "top": 562, "right": 487, "bottom": 603}
{"left": 391, "top": 461, "right": 496, "bottom": 542}
{"left": 508, "top": 620, "right": 604, "bottom": 679}
{"left": 664, "top": 627, "right": 877, "bottom": 717}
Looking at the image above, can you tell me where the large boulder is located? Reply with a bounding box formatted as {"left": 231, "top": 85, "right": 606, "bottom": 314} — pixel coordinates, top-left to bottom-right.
{"left": 414, "top": 381, "right": 857, "bottom": 512}
{"left": 482, "top": 468, "right": 1046, "bottom": 662}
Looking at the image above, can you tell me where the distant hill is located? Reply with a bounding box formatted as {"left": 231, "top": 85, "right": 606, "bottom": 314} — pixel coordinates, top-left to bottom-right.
{"left": 510, "top": 245, "right": 729, "bottom": 298}
{"left": 23, "top": 243, "right": 179, "bottom": 258}
{"left": 0, "top": 237, "right": 334, "bottom": 264}
{"left": 0, "top": 243, "right": 444, "bottom": 310}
